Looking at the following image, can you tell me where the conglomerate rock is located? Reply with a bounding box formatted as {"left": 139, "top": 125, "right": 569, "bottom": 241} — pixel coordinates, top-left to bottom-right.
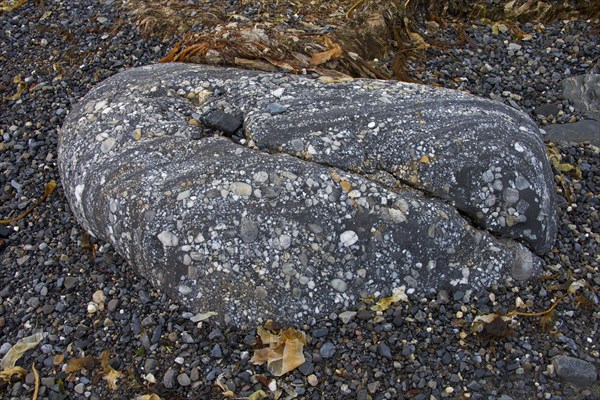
{"left": 58, "top": 63, "right": 557, "bottom": 326}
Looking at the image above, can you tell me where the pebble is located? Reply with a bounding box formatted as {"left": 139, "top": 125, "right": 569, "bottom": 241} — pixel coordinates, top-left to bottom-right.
{"left": 177, "top": 373, "right": 191, "bottom": 386}
{"left": 266, "top": 102, "right": 287, "bottom": 115}
{"left": 319, "top": 342, "right": 336, "bottom": 359}
{"left": 211, "top": 344, "right": 223, "bottom": 358}
{"left": 338, "top": 311, "right": 357, "bottom": 323}
{"left": 163, "top": 368, "right": 177, "bottom": 389}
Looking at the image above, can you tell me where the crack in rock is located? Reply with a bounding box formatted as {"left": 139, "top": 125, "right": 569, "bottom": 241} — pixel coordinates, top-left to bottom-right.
{"left": 58, "top": 63, "right": 557, "bottom": 327}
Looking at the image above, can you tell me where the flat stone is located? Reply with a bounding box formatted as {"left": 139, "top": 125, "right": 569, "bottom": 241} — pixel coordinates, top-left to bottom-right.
{"left": 58, "top": 63, "right": 557, "bottom": 327}
{"left": 543, "top": 120, "right": 600, "bottom": 146}
{"left": 562, "top": 73, "right": 600, "bottom": 120}
{"left": 552, "top": 355, "right": 597, "bottom": 387}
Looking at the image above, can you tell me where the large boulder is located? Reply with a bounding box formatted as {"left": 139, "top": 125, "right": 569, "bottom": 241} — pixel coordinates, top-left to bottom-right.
{"left": 58, "top": 63, "right": 557, "bottom": 326}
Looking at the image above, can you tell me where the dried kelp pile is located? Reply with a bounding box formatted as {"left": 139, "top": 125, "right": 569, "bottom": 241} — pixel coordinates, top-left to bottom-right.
{"left": 126, "top": 0, "right": 597, "bottom": 82}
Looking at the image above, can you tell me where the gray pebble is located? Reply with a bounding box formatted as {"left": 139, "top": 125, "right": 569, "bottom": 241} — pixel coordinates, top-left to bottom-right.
{"left": 319, "top": 342, "right": 336, "bottom": 359}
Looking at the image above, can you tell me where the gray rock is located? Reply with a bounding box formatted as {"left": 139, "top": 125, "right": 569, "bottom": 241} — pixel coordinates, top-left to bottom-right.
{"left": 202, "top": 110, "right": 242, "bottom": 135}
{"left": 319, "top": 342, "right": 336, "bottom": 359}
{"left": 58, "top": 63, "right": 557, "bottom": 327}
{"left": 177, "top": 373, "right": 191, "bottom": 386}
{"left": 543, "top": 120, "right": 600, "bottom": 146}
{"left": 266, "top": 102, "right": 287, "bottom": 115}
{"left": 552, "top": 355, "right": 597, "bottom": 387}
{"left": 74, "top": 383, "right": 85, "bottom": 394}
{"left": 211, "top": 344, "right": 222, "bottom": 358}
{"left": 562, "top": 73, "right": 600, "bottom": 120}
{"left": 338, "top": 311, "right": 357, "bottom": 324}
{"left": 377, "top": 341, "right": 392, "bottom": 359}
{"left": 163, "top": 368, "right": 177, "bottom": 389}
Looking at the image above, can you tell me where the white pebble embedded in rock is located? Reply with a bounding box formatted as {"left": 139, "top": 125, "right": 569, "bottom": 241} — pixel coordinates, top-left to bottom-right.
{"left": 157, "top": 231, "right": 179, "bottom": 247}
{"left": 340, "top": 230, "right": 358, "bottom": 247}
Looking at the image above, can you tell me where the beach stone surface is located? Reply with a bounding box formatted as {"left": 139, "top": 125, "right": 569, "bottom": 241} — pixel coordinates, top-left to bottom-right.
{"left": 58, "top": 63, "right": 557, "bottom": 326}
{"left": 562, "top": 73, "right": 600, "bottom": 121}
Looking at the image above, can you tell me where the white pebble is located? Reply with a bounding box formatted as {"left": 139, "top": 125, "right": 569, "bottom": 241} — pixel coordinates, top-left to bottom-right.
{"left": 340, "top": 230, "right": 358, "bottom": 247}
{"left": 158, "top": 231, "right": 179, "bottom": 247}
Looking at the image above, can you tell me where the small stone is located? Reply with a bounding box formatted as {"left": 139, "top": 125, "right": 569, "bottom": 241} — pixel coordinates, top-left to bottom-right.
{"left": 338, "top": 311, "right": 357, "bottom": 324}
{"left": 92, "top": 290, "right": 105, "bottom": 307}
{"left": 240, "top": 218, "right": 259, "bottom": 243}
{"left": 0, "top": 343, "right": 12, "bottom": 355}
{"left": 87, "top": 302, "right": 98, "bottom": 314}
{"left": 157, "top": 231, "right": 178, "bottom": 247}
{"left": 312, "top": 327, "right": 329, "bottom": 338}
{"left": 0, "top": 225, "right": 11, "bottom": 238}
{"left": 266, "top": 102, "right": 287, "bottom": 115}
{"left": 340, "top": 230, "right": 358, "bottom": 246}
{"left": 507, "top": 43, "right": 522, "bottom": 51}
{"left": 74, "top": 383, "right": 85, "bottom": 394}
{"left": 181, "top": 332, "right": 195, "bottom": 343}
{"left": 64, "top": 276, "right": 78, "bottom": 289}
{"left": 503, "top": 188, "right": 519, "bottom": 204}
{"left": 163, "top": 369, "right": 177, "bottom": 389}
{"left": 552, "top": 355, "right": 597, "bottom": 387}
{"left": 330, "top": 278, "right": 347, "bottom": 292}
{"left": 319, "top": 342, "right": 336, "bottom": 359}
{"left": 100, "top": 137, "right": 116, "bottom": 153}
{"left": 211, "top": 344, "right": 223, "bottom": 358}
{"left": 231, "top": 182, "right": 252, "bottom": 197}
{"left": 177, "top": 373, "right": 191, "bottom": 386}
{"left": 107, "top": 299, "right": 119, "bottom": 312}
{"left": 307, "top": 374, "right": 318, "bottom": 386}
{"left": 377, "top": 341, "right": 392, "bottom": 359}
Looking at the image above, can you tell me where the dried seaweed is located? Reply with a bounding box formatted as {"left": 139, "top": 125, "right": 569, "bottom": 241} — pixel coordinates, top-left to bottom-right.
{"left": 0, "top": 180, "right": 57, "bottom": 224}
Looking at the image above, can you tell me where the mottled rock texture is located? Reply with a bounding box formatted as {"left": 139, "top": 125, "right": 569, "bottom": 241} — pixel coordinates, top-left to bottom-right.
{"left": 58, "top": 63, "right": 557, "bottom": 326}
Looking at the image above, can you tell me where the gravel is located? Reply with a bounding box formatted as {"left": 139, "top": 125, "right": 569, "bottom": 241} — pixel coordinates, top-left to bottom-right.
{"left": 0, "top": 1, "right": 598, "bottom": 399}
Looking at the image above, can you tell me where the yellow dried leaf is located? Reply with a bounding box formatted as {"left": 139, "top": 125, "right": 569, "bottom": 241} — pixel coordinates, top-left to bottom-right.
{"left": 7, "top": 82, "right": 27, "bottom": 100}
{"left": 408, "top": 32, "right": 429, "bottom": 49}
{"left": 251, "top": 325, "right": 307, "bottom": 376}
{"left": 568, "top": 280, "right": 586, "bottom": 294}
{"left": 99, "top": 351, "right": 123, "bottom": 390}
{"left": 222, "top": 390, "right": 236, "bottom": 398}
{"left": 257, "top": 326, "right": 280, "bottom": 345}
{"left": 0, "top": 366, "right": 26, "bottom": 383}
{"left": 0, "top": 332, "right": 44, "bottom": 369}
{"left": 310, "top": 44, "right": 343, "bottom": 65}
{"left": 248, "top": 390, "right": 268, "bottom": 400}
{"left": 32, "top": 362, "right": 40, "bottom": 400}
{"left": 266, "top": 329, "right": 306, "bottom": 376}
{"left": 419, "top": 155, "right": 430, "bottom": 165}
{"left": 65, "top": 356, "right": 95, "bottom": 373}
{"left": 360, "top": 294, "right": 376, "bottom": 304}
{"left": 370, "top": 287, "right": 408, "bottom": 312}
